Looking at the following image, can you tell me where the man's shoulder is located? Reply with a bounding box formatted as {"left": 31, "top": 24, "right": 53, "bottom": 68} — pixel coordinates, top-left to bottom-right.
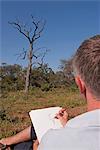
{"left": 38, "top": 109, "right": 100, "bottom": 150}
{"left": 66, "top": 109, "right": 100, "bottom": 128}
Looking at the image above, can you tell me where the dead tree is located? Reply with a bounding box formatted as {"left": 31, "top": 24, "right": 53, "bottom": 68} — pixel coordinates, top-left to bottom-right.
{"left": 9, "top": 16, "right": 46, "bottom": 93}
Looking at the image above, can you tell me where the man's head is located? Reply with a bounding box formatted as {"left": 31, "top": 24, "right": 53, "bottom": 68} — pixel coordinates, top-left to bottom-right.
{"left": 73, "top": 35, "right": 100, "bottom": 104}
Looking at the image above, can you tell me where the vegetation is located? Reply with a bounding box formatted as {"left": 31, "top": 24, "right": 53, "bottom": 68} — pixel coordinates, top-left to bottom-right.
{"left": 0, "top": 60, "right": 74, "bottom": 95}
{"left": 0, "top": 88, "right": 87, "bottom": 138}
{"left": 0, "top": 59, "right": 87, "bottom": 138}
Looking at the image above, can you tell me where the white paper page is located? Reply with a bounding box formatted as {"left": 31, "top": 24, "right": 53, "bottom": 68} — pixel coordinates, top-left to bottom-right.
{"left": 29, "top": 107, "right": 63, "bottom": 142}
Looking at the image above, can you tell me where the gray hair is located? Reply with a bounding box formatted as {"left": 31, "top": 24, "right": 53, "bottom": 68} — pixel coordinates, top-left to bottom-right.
{"left": 73, "top": 35, "right": 100, "bottom": 99}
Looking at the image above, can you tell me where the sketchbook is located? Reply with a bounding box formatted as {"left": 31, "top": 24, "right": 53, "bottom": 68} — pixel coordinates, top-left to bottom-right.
{"left": 29, "top": 107, "right": 63, "bottom": 142}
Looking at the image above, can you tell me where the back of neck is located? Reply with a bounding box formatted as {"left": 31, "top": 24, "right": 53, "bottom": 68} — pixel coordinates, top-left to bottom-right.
{"left": 87, "top": 93, "right": 100, "bottom": 111}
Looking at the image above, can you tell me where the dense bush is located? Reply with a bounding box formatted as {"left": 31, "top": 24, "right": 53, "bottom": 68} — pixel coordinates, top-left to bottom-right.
{"left": 0, "top": 61, "right": 75, "bottom": 93}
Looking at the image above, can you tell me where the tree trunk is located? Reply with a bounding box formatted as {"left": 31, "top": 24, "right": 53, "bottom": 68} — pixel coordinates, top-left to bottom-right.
{"left": 25, "top": 64, "right": 31, "bottom": 93}
{"left": 25, "top": 43, "right": 33, "bottom": 93}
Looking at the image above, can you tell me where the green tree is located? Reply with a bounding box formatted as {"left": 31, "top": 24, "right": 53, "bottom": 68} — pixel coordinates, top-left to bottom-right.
{"left": 0, "top": 63, "right": 24, "bottom": 92}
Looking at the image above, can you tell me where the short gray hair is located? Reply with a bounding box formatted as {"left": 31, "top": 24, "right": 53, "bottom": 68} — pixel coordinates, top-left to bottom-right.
{"left": 73, "top": 35, "right": 100, "bottom": 99}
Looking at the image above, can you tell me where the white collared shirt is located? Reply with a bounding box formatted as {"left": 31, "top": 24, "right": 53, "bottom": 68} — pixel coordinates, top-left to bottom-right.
{"left": 38, "top": 109, "right": 100, "bottom": 150}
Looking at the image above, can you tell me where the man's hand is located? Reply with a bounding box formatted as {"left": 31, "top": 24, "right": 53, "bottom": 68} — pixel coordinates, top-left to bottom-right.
{"left": 0, "top": 138, "right": 11, "bottom": 150}
{"left": 0, "top": 141, "right": 11, "bottom": 150}
{"left": 55, "top": 108, "right": 68, "bottom": 127}
{"left": 0, "top": 138, "right": 10, "bottom": 146}
{"left": 33, "top": 139, "right": 39, "bottom": 150}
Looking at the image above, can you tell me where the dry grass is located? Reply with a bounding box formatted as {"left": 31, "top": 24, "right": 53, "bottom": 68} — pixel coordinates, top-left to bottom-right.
{"left": 0, "top": 88, "right": 87, "bottom": 138}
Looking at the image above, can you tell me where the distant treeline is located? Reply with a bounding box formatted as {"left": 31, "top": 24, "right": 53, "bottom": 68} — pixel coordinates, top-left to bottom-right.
{"left": 0, "top": 59, "right": 76, "bottom": 93}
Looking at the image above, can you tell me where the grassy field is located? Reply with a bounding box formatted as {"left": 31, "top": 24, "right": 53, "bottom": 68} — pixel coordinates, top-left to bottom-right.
{"left": 0, "top": 88, "right": 87, "bottom": 138}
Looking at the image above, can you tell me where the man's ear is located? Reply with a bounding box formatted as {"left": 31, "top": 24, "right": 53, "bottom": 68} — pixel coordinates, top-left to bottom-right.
{"left": 75, "top": 76, "right": 86, "bottom": 94}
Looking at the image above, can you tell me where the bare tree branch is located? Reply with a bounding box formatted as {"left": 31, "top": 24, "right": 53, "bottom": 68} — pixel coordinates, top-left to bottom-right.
{"left": 33, "top": 20, "right": 46, "bottom": 41}
{"left": 31, "top": 15, "right": 46, "bottom": 42}
{"left": 9, "top": 16, "right": 46, "bottom": 93}
{"left": 15, "top": 48, "right": 27, "bottom": 60}
{"left": 37, "top": 49, "right": 49, "bottom": 67}
{"left": 8, "top": 21, "right": 31, "bottom": 42}
{"left": 32, "top": 53, "right": 38, "bottom": 59}
{"left": 33, "top": 47, "right": 47, "bottom": 54}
